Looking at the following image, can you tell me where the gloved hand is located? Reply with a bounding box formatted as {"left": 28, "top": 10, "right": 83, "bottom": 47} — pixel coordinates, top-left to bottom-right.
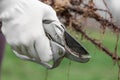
{"left": 0, "top": 0, "right": 90, "bottom": 69}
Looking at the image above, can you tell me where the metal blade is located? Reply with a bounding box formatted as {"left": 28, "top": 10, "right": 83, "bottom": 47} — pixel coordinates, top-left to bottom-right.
{"left": 64, "top": 31, "right": 90, "bottom": 63}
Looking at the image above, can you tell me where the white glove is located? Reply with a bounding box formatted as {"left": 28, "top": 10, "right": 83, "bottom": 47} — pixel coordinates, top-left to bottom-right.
{"left": 0, "top": 0, "right": 90, "bottom": 69}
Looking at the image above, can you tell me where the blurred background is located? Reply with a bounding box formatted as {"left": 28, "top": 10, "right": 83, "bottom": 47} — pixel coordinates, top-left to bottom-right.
{"left": 1, "top": 0, "right": 120, "bottom": 80}
{"left": 1, "top": 29, "right": 120, "bottom": 80}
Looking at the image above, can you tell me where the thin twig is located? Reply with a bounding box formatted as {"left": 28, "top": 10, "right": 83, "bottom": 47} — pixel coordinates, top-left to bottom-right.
{"left": 67, "top": 60, "right": 71, "bottom": 80}
{"left": 72, "top": 21, "right": 120, "bottom": 60}
{"left": 45, "top": 69, "right": 49, "bottom": 80}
